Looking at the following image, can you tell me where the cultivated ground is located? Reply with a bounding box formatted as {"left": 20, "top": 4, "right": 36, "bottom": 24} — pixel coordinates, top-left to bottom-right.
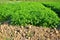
{"left": 0, "top": 1, "right": 60, "bottom": 40}
{"left": 0, "top": 24, "right": 60, "bottom": 40}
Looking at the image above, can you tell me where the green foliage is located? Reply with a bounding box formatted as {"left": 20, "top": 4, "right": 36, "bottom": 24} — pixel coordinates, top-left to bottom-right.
{"left": 0, "top": 0, "right": 60, "bottom": 2}
{"left": 42, "top": 2, "right": 60, "bottom": 17}
{"left": 42, "top": 2, "right": 60, "bottom": 9}
{"left": 0, "top": 2, "right": 60, "bottom": 28}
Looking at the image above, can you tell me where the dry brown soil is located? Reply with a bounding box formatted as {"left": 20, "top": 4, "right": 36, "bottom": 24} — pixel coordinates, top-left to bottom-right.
{"left": 0, "top": 24, "right": 60, "bottom": 40}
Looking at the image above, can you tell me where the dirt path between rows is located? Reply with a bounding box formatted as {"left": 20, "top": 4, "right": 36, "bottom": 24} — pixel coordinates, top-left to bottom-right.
{"left": 0, "top": 24, "right": 60, "bottom": 40}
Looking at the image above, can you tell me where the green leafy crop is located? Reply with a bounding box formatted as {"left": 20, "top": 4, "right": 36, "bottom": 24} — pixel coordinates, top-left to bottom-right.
{"left": 0, "top": 2, "right": 60, "bottom": 28}
{"left": 42, "top": 2, "right": 60, "bottom": 17}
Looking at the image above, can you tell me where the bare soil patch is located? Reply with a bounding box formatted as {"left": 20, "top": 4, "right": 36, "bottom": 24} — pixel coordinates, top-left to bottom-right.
{"left": 0, "top": 24, "right": 60, "bottom": 40}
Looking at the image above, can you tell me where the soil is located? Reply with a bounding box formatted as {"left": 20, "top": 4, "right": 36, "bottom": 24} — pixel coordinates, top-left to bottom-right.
{"left": 0, "top": 24, "right": 60, "bottom": 40}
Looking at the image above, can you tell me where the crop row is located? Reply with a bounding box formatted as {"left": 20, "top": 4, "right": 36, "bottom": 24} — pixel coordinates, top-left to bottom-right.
{"left": 0, "top": 2, "right": 60, "bottom": 28}
{"left": 42, "top": 2, "right": 60, "bottom": 17}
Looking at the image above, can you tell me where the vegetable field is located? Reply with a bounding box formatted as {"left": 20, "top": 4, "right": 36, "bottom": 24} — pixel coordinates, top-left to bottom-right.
{"left": 0, "top": 1, "right": 60, "bottom": 40}
{"left": 0, "top": 2, "right": 60, "bottom": 28}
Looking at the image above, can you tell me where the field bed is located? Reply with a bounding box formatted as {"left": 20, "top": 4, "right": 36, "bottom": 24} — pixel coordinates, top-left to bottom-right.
{"left": 0, "top": 1, "right": 60, "bottom": 40}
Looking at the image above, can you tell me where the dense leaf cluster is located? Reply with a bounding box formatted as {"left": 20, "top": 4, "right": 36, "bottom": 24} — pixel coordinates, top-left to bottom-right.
{"left": 42, "top": 2, "right": 60, "bottom": 17}
{"left": 0, "top": 2, "right": 60, "bottom": 28}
